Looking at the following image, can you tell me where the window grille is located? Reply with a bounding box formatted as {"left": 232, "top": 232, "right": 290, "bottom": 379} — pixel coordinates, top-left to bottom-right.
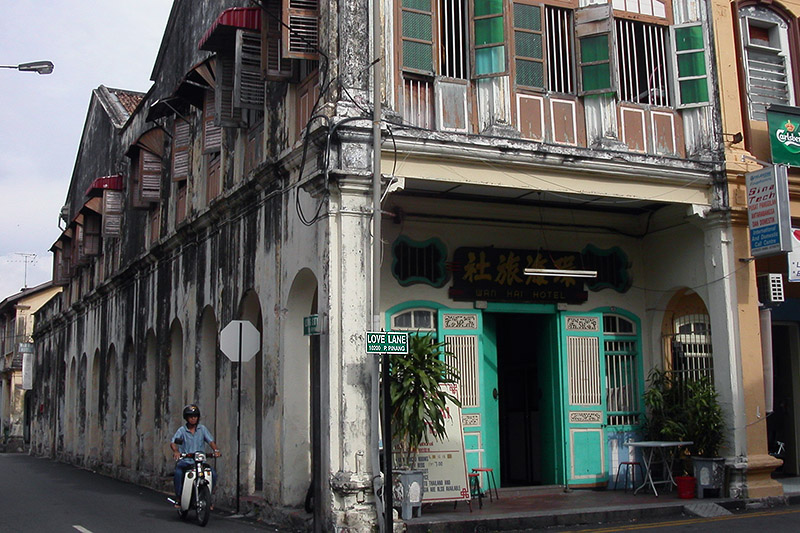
{"left": 402, "top": 76, "right": 435, "bottom": 129}
{"left": 603, "top": 315, "right": 640, "bottom": 426}
{"left": 545, "top": 6, "right": 573, "bottom": 94}
{"left": 616, "top": 18, "right": 670, "bottom": 107}
{"left": 439, "top": 0, "right": 469, "bottom": 79}
{"left": 391, "top": 309, "right": 437, "bottom": 332}
{"left": 667, "top": 314, "right": 713, "bottom": 384}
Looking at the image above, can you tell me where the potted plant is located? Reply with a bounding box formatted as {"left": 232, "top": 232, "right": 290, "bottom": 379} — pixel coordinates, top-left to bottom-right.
{"left": 643, "top": 369, "right": 725, "bottom": 498}
{"left": 683, "top": 377, "right": 725, "bottom": 498}
{"left": 385, "top": 332, "right": 461, "bottom": 518}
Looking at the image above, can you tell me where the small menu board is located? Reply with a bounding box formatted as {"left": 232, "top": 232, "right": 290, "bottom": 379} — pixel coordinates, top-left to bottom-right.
{"left": 395, "top": 383, "right": 470, "bottom": 503}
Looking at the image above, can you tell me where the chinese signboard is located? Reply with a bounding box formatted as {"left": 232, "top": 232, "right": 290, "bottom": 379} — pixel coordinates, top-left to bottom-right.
{"left": 449, "top": 247, "right": 589, "bottom": 303}
{"left": 395, "top": 383, "right": 470, "bottom": 504}
{"left": 767, "top": 105, "right": 800, "bottom": 167}
{"left": 746, "top": 166, "right": 792, "bottom": 258}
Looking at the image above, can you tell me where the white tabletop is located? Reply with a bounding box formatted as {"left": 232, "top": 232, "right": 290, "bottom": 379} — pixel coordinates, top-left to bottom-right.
{"left": 624, "top": 441, "right": 693, "bottom": 448}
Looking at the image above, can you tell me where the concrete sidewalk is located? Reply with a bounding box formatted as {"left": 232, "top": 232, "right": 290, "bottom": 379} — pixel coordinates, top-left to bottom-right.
{"left": 403, "top": 478, "right": 800, "bottom": 533}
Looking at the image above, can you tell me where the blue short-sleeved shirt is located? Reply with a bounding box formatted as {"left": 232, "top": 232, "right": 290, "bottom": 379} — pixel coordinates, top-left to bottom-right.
{"left": 172, "top": 424, "right": 215, "bottom": 454}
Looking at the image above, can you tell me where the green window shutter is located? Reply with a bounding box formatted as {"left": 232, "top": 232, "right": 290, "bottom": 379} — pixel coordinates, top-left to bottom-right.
{"left": 472, "top": 0, "right": 507, "bottom": 77}
{"left": 671, "top": 22, "right": 710, "bottom": 108}
{"left": 578, "top": 33, "right": 613, "bottom": 95}
{"left": 513, "top": 1, "right": 544, "bottom": 89}
{"left": 402, "top": 0, "right": 435, "bottom": 74}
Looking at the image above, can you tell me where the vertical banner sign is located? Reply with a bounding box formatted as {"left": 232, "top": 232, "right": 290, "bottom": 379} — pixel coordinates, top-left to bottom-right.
{"left": 767, "top": 105, "right": 800, "bottom": 167}
{"left": 19, "top": 342, "right": 34, "bottom": 390}
{"left": 746, "top": 165, "right": 792, "bottom": 257}
{"left": 788, "top": 229, "right": 800, "bottom": 282}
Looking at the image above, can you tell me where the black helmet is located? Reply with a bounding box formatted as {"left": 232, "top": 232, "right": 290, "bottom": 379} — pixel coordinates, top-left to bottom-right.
{"left": 183, "top": 404, "right": 201, "bottom": 421}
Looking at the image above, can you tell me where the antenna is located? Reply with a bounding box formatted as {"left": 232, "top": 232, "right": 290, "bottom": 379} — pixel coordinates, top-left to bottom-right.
{"left": 9, "top": 253, "right": 38, "bottom": 289}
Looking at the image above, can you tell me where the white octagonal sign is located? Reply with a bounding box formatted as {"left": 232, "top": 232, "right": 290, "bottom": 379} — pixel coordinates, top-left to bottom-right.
{"left": 220, "top": 320, "right": 260, "bottom": 362}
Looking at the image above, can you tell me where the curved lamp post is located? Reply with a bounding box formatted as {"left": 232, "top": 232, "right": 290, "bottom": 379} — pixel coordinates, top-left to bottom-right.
{"left": 0, "top": 61, "right": 54, "bottom": 74}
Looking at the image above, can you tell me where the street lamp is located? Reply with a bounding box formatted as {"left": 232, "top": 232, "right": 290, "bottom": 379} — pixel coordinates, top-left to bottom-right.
{"left": 0, "top": 61, "right": 54, "bottom": 74}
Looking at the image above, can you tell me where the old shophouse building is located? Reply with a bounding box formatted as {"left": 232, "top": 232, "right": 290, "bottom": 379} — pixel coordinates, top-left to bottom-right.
{"left": 27, "top": 0, "right": 782, "bottom": 530}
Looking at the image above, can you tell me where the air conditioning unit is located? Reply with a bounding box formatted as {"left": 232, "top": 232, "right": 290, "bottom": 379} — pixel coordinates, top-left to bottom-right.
{"left": 757, "top": 273, "right": 784, "bottom": 305}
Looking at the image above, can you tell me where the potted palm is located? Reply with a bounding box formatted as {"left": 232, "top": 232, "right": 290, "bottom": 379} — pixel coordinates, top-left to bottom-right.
{"left": 643, "top": 369, "right": 725, "bottom": 498}
{"left": 386, "top": 332, "right": 461, "bottom": 518}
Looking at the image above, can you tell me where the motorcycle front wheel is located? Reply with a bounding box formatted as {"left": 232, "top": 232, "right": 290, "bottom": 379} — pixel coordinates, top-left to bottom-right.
{"left": 196, "top": 484, "right": 211, "bottom": 526}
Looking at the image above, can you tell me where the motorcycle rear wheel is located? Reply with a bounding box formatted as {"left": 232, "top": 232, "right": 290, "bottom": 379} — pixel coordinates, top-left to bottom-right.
{"left": 196, "top": 484, "right": 211, "bottom": 526}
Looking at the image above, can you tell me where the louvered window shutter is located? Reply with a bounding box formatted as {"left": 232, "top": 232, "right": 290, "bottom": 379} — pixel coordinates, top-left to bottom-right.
{"left": 401, "top": 0, "right": 434, "bottom": 75}
{"left": 83, "top": 212, "right": 101, "bottom": 256}
{"left": 53, "top": 246, "right": 69, "bottom": 286}
{"left": 205, "top": 90, "right": 224, "bottom": 150}
{"left": 172, "top": 119, "right": 191, "bottom": 180}
{"left": 235, "top": 30, "right": 266, "bottom": 109}
{"left": 140, "top": 150, "right": 162, "bottom": 202}
{"left": 103, "top": 190, "right": 123, "bottom": 237}
{"left": 263, "top": 0, "right": 293, "bottom": 80}
{"left": 513, "top": 1, "right": 545, "bottom": 89}
{"left": 283, "top": 0, "right": 320, "bottom": 60}
{"left": 215, "top": 55, "right": 242, "bottom": 127}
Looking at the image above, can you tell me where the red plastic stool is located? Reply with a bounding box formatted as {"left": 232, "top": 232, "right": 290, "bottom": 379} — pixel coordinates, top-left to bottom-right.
{"left": 472, "top": 467, "right": 499, "bottom": 501}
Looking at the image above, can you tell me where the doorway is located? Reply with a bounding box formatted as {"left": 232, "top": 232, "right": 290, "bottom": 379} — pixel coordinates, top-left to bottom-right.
{"left": 495, "top": 313, "right": 557, "bottom": 486}
{"left": 769, "top": 324, "right": 798, "bottom": 475}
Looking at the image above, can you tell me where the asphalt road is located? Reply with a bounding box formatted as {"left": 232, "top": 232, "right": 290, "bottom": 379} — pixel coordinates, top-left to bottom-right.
{"left": 552, "top": 506, "right": 800, "bottom": 532}
{"left": 0, "top": 453, "right": 290, "bottom": 532}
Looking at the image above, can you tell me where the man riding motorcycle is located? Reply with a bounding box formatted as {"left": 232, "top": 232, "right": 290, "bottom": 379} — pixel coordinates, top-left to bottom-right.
{"left": 170, "top": 404, "right": 220, "bottom": 507}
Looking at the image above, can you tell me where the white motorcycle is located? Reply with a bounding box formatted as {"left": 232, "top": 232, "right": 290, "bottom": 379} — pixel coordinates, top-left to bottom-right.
{"left": 167, "top": 451, "right": 219, "bottom": 526}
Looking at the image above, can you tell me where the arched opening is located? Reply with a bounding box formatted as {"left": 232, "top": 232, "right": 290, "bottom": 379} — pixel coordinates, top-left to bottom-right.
{"left": 103, "top": 346, "right": 118, "bottom": 465}
{"left": 88, "top": 350, "right": 101, "bottom": 461}
{"left": 78, "top": 354, "right": 87, "bottom": 462}
{"left": 281, "top": 268, "right": 318, "bottom": 506}
{"left": 140, "top": 330, "right": 157, "bottom": 471}
{"left": 199, "top": 307, "right": 218, "bottom": 437}
{"left": 239, "top": 290, "right": 264, "bottom": 493}
{"left": 661, "top": 289, "right": 713, "bottom": 383}
{"left": 169, "top": 320, "right": 184, "bottom": 469}
{"left": 66, "top": 357, "right": 77, "bottom": 457}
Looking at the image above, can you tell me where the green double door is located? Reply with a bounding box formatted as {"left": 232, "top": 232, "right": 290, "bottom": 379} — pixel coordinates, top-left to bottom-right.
{"left": 441, "top": 309, "right": 608, "bottom": 488}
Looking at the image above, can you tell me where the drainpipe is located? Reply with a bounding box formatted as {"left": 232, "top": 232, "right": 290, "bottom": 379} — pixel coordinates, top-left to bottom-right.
{"left": 371, "top": 0, "right": 386, "bottom": 531}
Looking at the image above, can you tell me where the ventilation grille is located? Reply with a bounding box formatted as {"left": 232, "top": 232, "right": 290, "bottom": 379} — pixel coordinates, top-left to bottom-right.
{"left": 758, "top": 273, "right": 784, "bottom": 304}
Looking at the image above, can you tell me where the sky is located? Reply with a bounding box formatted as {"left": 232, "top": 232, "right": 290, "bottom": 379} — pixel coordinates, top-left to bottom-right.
{"left": 0, "top": 1, "right": 174, "bottom": 301}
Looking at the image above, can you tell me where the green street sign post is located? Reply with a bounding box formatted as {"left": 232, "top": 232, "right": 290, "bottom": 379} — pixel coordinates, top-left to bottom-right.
{"left": 365, "top": 331, "right": 408, "bottom": 354}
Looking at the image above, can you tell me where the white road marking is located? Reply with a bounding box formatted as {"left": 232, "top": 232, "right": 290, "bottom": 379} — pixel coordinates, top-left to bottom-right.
{"left": 73, "top": 526, "right": 94, "bottom": 533}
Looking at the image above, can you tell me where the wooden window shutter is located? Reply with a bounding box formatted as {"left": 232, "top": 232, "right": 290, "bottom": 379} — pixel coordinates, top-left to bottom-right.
{"left": 471, "top": 0, "right": 509, "bottom": 78}
{"left": 205, "top": 90, "right": 224, "bottom": 150}
{"left": 83, "top": 212, "right": 101, "bottom": 256}
{"left": 235, "top": 30, "right": 266, "bottom": 110}
{"left": 513, "top": 1, "right": 545, "bottom": 89}
{"left": 262, "top": 0, "right": 293, "bottom": 80}
{"left": 283, "top": 0, "right": 320, "bottom": 60}
{"left": 103, "top": 190, "right": 123, "bottom": 237}
{"left": 140, "top": 150, "right": 162, "bottom": 202}
{"left": 172, "top": 119, "right": 191, "bottom": 180}
{"left": 215, "top": 54, "right": 242, "bottom": 127}
{"left": 575, "top": 4, "right": 615, "bottom": 96}
{"left": 670, "top": 22, "right": 711, "bottom": 108}
{"left": 53, "top": 245, "right": 71, "bottom": 286}
{"left": 129, "top": 153, "right": 146, "bottom": 210}
{"left": 401, "top": 0, "right": 435, "bottom": 75}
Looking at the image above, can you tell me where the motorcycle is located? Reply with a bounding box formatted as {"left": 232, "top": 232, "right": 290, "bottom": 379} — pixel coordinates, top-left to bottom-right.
{"left": 167, "top": 451, "right": 219, "bottom": 526}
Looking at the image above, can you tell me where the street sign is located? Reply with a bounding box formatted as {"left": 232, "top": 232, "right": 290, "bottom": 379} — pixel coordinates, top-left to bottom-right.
{"left": 304, "top": 314, "right": 322, "bottom": 336}
{"left": 365, "top": 331, "right": 409, "bottom": 354}
{"left": 18, "top": 342, "right": 33, "bottom": 354}
{"left": 220, "top": 320, "right": 260, "bottom": 362}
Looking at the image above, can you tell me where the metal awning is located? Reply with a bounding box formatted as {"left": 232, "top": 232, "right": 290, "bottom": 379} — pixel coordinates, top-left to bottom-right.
{"left": 85, "top": 175, "right": 124, "bottom": 196}
{"left": 199, "top": 7, "right": 261, "bottom": 51}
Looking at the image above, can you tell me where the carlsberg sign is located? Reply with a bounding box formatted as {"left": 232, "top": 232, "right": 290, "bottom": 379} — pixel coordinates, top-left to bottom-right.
{"left": 768, "top": 105, "right": 800, "bottom": 167}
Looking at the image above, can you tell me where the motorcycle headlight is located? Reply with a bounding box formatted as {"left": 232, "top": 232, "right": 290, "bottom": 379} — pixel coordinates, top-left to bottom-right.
{"left": 195, "top": 452, "right": 206, "bottom": 462}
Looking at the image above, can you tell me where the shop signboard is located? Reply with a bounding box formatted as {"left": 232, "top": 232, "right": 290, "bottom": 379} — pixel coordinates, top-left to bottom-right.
{"left": 767, "top": 105, "right": 800, "bottom": 167}
{"left": 788, "top": 229, "right": 800, "bottom": 282}
{"left": 746, "top": 165, "right": 792, "bottom": 257}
